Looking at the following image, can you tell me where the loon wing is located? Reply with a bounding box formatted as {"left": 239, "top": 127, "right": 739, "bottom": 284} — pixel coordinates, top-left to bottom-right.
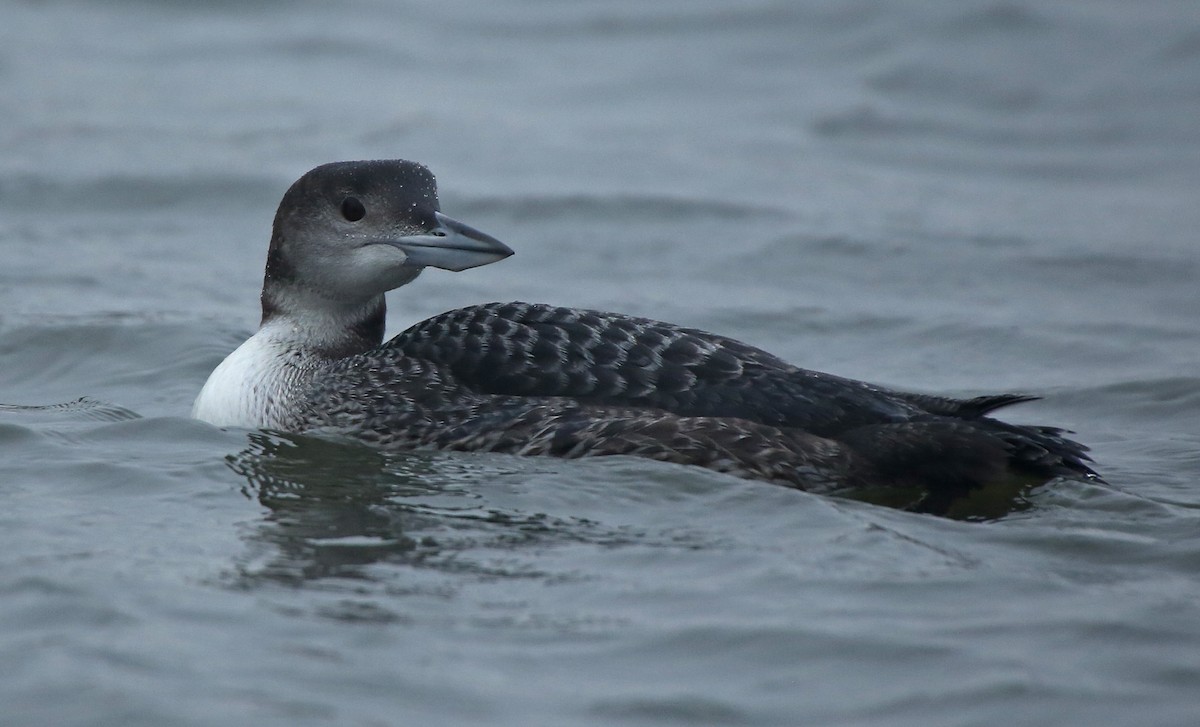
{"left": 386, "top": 302, "right": 948, "bottom": 434}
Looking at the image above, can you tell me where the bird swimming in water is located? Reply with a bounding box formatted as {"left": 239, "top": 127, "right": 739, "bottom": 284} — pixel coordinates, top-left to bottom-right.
{"left": 193, "top": 159, "right": 1096, "bottom": 515}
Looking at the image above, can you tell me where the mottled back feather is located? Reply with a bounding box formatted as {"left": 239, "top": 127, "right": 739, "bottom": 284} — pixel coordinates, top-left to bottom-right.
{"left": 386, "top": 302, "right": 929, "bottom": 434}
{"left": 303, "top": 301, "right": 1099, "bottom": 500}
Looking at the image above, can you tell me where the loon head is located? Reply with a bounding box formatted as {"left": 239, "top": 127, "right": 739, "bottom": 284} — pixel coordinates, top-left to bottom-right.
{"left": 262, "top": 160, "right": 512, "bottom": 316}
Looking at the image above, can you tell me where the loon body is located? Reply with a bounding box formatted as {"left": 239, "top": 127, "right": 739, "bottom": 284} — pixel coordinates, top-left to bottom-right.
{"left": 194, "top": 160, "right": 1095, "bottom": 512}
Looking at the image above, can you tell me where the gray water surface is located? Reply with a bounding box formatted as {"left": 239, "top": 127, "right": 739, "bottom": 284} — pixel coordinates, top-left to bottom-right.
{"left": 3, "top": 1, "right": 1199, "bottom": 725}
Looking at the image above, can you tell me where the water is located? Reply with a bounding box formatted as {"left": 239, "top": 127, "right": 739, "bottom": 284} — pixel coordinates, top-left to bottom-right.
{"left": 2, "top": 1, "right": 1199, "bottom": 724}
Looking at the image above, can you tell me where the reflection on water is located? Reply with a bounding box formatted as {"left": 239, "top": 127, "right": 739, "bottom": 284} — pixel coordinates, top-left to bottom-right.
{"left": 225, "top": 431, "right": 616, "bottom": 589}
{"left": 837, "top": 474, "right": 1038, "bottom": 521}
{"left": 228, "top": 426, "right": 1043, "bottom": 552}
{"left": 227, "top": 432, "right": 431, "bottom": 584}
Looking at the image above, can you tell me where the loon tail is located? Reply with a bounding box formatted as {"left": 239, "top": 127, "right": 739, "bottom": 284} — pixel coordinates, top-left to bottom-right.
{"left": 897, "top": 392, "right": 1041, "bottom": 418}
{"left": 838, "top": 415, "right": 1098, "bottom": 516}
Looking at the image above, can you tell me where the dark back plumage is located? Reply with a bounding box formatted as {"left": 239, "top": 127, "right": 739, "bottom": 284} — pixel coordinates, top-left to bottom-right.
{"left": 300, "top": 301, "right": 1096, "bottom": 514}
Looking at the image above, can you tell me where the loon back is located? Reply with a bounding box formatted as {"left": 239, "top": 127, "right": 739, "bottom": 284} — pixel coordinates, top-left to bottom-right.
{"left": 195, "top": 159, "right": 1096, "bottom": 515}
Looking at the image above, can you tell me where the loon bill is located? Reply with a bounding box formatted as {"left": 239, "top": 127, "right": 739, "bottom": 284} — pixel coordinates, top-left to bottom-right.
{"left": 193, "top": 159, "right": 1096, "bottom": 514}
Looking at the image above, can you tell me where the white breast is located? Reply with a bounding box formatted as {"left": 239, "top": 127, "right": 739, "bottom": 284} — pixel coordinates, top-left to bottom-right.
{"left": 192, "top": 325, "right": 315, "bottom": 429}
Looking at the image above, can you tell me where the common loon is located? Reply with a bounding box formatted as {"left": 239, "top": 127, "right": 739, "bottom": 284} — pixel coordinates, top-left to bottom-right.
{"left": 194, "top": 160, "right": 1095, "bottom": 511}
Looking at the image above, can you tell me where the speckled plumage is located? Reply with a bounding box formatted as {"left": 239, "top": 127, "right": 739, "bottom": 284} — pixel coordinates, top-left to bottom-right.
{"left": 195, "top": 160, "right": 1096, "bottom": 513}
{"left": 297, "top": 301, "right": 1094, "bottom": 495}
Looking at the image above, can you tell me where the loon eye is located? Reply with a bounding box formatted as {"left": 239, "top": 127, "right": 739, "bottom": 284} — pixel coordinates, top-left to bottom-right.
{"left": 340, "top": 196, "right": 366, "bottom": 222}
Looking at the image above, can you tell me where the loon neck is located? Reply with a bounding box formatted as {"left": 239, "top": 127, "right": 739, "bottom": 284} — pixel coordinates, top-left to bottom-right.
{"left": 191, "top": 289, "right": 387, "bottom": 429}
{"left": 259, "top": 284, "right": 386, "bottom": 360}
